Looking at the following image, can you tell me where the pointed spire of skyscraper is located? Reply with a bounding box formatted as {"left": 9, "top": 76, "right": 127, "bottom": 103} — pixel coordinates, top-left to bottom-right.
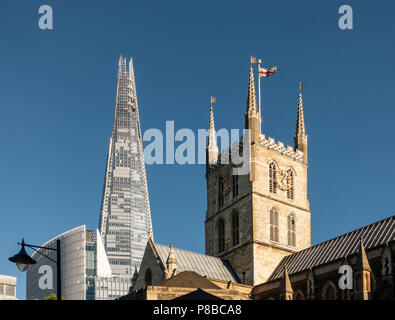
{"left": 99, "top": 56, "right": 153, "bottom": 277}
{"left": 294, "top": 82, "right": 308, "bottom": 163}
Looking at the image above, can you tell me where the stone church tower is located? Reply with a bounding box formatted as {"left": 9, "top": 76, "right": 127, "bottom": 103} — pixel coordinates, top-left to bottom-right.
{"left": 205, "top": 66, "right": 311, "bottom": 286}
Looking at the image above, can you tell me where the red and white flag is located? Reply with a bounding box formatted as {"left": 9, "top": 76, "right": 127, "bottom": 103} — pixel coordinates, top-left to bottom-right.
{"left": 259, "top": 66, "right": 277, "bottom": 77}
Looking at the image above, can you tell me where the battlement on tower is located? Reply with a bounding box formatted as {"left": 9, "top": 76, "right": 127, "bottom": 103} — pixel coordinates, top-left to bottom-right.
{"left": 259, "top": 133, "right": 304, "bottom": 162}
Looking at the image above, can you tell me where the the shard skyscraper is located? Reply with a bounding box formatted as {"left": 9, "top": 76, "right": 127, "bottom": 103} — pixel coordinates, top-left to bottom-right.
{"left": 98, "top": 56, "right": 153, "bottom": 277}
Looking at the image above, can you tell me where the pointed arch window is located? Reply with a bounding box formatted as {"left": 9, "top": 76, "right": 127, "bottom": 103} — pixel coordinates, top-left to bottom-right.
{"left": 287, "top": 213, "right": 296, "bottom": 247}
{"left": 270, "top": 207, "right": 279, "bottom": 242}
{"left": 286, "top": 169, "right": 294, "bottom": 200}
{"left": 144, "top": 268, "right": 152, "bottom": 286}
{"left": 232, "top": 174, "right": 239, "bottom": 198}
{"left": 322, "top": 281, "right": 337, "bottom": 300}
{"left": 294, "top": 290, "right": 305, "bottom": 300}
{"left": 218, "top": 177, "right": 224, "bottom": 207}
{"left": 217, "top": 219, "right": 225, "bottom": 253}
{"left": 232, "top": 212, "right": 239, "bottom": 246}
{"left": 269, "top": 162, "right": 277, "bottom": 194}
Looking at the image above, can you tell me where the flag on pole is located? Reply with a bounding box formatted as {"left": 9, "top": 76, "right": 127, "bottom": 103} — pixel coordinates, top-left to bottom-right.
{"left": 210, "top": 96, "right": 216, "bottom": 104}
{"left": 258, "top": 66, "right": 277, "bottom": 77}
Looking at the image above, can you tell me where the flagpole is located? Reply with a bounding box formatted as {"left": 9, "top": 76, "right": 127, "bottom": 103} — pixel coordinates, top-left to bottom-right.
{"left": 257, "top": 59, "right": 261, "bottom": 115}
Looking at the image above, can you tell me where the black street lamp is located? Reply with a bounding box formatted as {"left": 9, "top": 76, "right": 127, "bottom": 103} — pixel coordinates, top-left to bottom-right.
{"left": 9, "top": 238, "right": 62, "bottom": 300}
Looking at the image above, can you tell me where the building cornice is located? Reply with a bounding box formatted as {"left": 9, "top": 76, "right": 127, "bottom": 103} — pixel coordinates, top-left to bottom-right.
{"left": 252, "top": 191, "right": 311, "bottom": 214}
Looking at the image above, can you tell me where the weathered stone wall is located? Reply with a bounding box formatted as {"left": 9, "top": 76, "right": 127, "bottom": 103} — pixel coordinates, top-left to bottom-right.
{"left": 145, "top": 286, "right": 251, "bottom": 300}
{"left": 205, "top": 135, "right": 311, "bottom": 286}
{"left": 205, "top": 161, "right": 252, "bottom": 256}
{"left": 135, "top": 242, "right": 165, "bottom": 291}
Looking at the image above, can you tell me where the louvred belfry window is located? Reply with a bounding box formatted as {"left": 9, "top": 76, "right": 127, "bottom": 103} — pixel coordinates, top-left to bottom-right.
{"left": 270, "top": 207, "right": 279, "bottom": 242}
{"left": 287, "top": 213, "right": 296, "bottom": 247}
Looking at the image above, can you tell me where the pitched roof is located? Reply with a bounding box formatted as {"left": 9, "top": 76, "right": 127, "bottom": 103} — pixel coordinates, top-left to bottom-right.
{"left": 268, "top": 215, "right": 395, "bottom": 281}
{"left": 158, "top": 271, "right": 221, "bottom": 289}
{"left": 153, "top": 242, "right": 240, "bottom": 283}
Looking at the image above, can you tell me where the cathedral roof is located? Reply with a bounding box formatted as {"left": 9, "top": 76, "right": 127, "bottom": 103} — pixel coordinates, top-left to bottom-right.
{"left": 153, "top": 243, "right": 240, "bottom": 283}
{"left": 268, "top": 215, "right": 395, "bottom": 281}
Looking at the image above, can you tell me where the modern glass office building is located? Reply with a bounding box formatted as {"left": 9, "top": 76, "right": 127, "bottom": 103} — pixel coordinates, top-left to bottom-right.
{"left": 26, "top": 225, "right": 131, "bottom": 300}
{"left": 0, "top": 275, "right": 17, "bottom": 300}
{"left": 98, "top": 56, "right": 153, "bottom": 277}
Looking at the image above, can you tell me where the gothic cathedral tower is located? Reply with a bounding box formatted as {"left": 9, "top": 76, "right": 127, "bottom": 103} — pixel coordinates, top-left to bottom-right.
{"left": 205, "top": 66, "right": 311, "bottom": 286}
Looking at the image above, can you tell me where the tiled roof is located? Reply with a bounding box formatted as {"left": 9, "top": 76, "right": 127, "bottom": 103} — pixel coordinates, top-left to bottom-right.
{"left": 153, "top": 243, "right": 240, "bottom": 283}
{"left": 268, "top": 215, "right": 395, "bottom": 281}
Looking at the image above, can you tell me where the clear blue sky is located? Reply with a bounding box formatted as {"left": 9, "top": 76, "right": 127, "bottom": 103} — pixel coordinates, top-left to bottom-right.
{"left": 1, "top": 1, "right": 394, "bottom": 299}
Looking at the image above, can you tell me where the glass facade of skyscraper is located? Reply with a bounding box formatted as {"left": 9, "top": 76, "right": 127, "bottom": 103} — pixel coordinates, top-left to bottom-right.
{"left": 98, "top": 57, "right": 152, "bottom": 277}
{"left": 26, "top": 226, "right": 131, "bottom": 300}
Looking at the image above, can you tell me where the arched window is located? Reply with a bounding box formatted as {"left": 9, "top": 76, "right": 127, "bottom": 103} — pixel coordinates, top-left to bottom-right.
{"left": 218, "top": 177, "right": 224, "bottom": 207}
{"left": 269, "top": 162, "right": 277, "bottom": 194}
{"left": 355, "top": 273, "right": 362, "bottom": 291}
{"left": 270, "top": 207, "right": 279, "bottom": 242}
{"left": 232, "top": 212, "right": 239, "bottom": 246}
{"left": 294, "top": 290, "right": 305, "bottom": 300}
{"left": 286, "top": 169, "right": 294, "bottom": 199}
{"left": 232, "top": 174, "right": 239, "bottom": 198}
{"left": 287, "top": 213, "right": 296, "bottom": 247}
{"left": 322, "top": 281, "right": 337, "bottom": 300}
{"left": 144, "top": 268, "right": 152, "bottom": 286}
{"left": 217, "top": 219, "right": 225, "bottom": 253}
{"left": 371, "top": 273, "right": 376, "bottom": 292}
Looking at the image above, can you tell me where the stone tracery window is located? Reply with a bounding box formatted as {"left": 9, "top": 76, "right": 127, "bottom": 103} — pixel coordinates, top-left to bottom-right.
{"left": 322, "top": 281, "right": 337, "bottom": 300}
